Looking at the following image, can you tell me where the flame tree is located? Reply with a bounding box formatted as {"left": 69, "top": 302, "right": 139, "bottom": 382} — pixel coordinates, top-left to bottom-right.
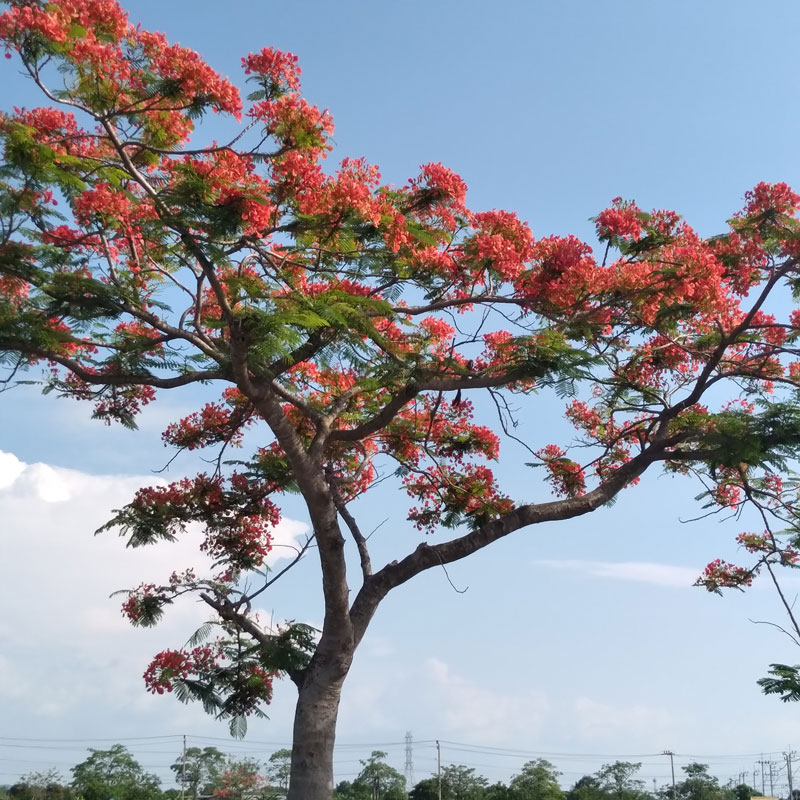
{"left": 3, "top": 2, "right": 800, "bottom": 797}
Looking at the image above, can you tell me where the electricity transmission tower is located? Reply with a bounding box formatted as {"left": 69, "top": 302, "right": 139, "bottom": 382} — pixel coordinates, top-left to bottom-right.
{"left": 404, "top": 731, "right": 415, "bottom": 789}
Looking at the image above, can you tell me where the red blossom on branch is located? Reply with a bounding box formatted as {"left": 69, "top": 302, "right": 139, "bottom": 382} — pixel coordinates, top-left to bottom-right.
{"left": 697, "top": 559, "right": 755, "bottom": 593}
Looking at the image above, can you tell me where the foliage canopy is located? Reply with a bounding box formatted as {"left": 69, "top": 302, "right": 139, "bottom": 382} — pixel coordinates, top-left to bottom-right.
{"left": 4, "top": 0, "right": 800, "bottom": 796}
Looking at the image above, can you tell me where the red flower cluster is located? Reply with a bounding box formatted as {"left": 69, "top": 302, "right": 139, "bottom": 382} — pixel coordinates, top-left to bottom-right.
{"left": 121, "top": 582, "right": 166, "bottom": 624}
{"left": 0, "top": 274, "right": 29, "bottom": 309}
{"left": 743, "top": 181, "right": 800, "bottom": 217}
{"left": 697, "top": 559, "right": 754, "bottom": 592}
{"left": 163, "top": 390, "right": 253, "bottom": 451}
{"left": 408, "top": 162, "right": 468, "bottom": 230}
{"left": 594, "top": 197, "right": 644, "bottom": 240}
{"left": 242, "top": 46, "right": 302, "bottom": 91}
{"left": 467, "top": 210, "right": 535, "bottom": 283}
{"left": 1, "top": 0, "right": 243, "bottom": 150}
{"left": 93, "top": 384, "right": 156, "bottom": 424}
{"left": 735, "top": 532, "right": 799, "bottom": 566}
{"left": 73, "top": 184, "right": 133, "bottom": 226}
{"left": 405, "top": 464, "right": 513, "bottom": 532}
{"left": 0, "top": 0, "right": 128, "bottom": 46}
{"left": 143, "top": 646, "right": 220, "bottom": 694}
{"left": 200, "top": 511, "right": 276, "bottom": 571}
{"left": 249, "top": 94, "right": 333, "bottom": 155}
{"left": 535, "top": 444, "right": 587, "bottom": 498}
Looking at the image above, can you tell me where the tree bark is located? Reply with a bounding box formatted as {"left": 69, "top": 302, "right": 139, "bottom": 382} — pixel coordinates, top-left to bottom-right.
{"left": 286, "top": 643, "right": 354, "bottom": 800}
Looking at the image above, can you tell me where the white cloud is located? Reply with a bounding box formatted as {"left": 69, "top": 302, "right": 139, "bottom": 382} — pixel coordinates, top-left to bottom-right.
{"left": 536, "top": 559, "right": 700, "bottom": 588}
{"left": 0, "top": 654, "right": 33, "bottom": 701}
{"left": 362, "top": 635, "right": 396, "bottom": 659}
{"left": 0, "top": 450, "right": 25, "bottom": 488}
{"left": 571, "top": 696, "right": 681, "bottom": 741}
{"left": 14, "top": 461, "right": 73, "bottom": 502}
{"left": 424, "top": 657, "right": 551, "bottom": 744}
{"left": 417, "top": 658, "right": 687, "bottom": 754}
{"left": 0, "top": 450, "right": 308, "bottom": 720}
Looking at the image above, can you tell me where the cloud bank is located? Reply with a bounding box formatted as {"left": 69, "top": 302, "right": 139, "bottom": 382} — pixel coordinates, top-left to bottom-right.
{"left": 0, "top": 450, "right": 307, "bottom": 722}
{"left": 535, "top": 559, "right": 700, "bottom": 588}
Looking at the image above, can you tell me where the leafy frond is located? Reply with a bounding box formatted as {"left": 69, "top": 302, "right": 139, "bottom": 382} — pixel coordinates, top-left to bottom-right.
{"left": 757, "top": 664, "right": 800, "bottom": 702}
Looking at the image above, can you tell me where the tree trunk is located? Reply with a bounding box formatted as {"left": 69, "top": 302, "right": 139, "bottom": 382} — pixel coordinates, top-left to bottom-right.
{"left": 286, "top": 646, "right": 353, "bottom": 800}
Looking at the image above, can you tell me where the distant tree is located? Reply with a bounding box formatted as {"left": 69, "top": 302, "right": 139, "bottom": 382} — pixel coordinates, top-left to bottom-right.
{"left": 596, "top": 762, "right": 646, "bottom": 800}
{"left": 485, "top": 784, "right": 511, "bottom": 800}
{"left": 567, "top": 775, "right": 606, "bottom": 800}
{"left": 266, "top": 750, "right": 292, "bottom": 792}
{"left": 353, "top": 752, "right": 406, "bottom": 800}
{"left": 214, "top": 758, "right": 269, "bottom": 800}
{"left": 441, "top": 765, "right": 490, "bottom": 800}
{"left": 333, "top": 780, "right": 361, "bottom": 799}
{"left": 171, "top": 747, "right": 226, "bottom": 799}
{"left": 7, "top": 770, "right": 72, "bottom": 800}
{"left": 673, "top": 764, "right": 732, "bottom": 800}
{"left": 731, "top": 784, "right": 755, "bottom": 800}
{"left": 509, "top": 760, "right": 564, "bottom": 800}
{"left": 410, "top": 767, "right": 489, "bottom": 800}
{"left": 71, "top": 744, "right": 161, "bottom": 800}
{"left": 409, "top": 778, "right": 440, "bottom": 800}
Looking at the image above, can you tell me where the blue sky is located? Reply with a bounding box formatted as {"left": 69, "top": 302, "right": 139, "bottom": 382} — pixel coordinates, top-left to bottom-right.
{"left": 3, "top": 0, "right": 800, "bottom": 792}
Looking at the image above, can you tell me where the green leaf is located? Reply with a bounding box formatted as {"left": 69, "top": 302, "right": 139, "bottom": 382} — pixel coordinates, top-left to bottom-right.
{"left": 757, "top": 664, "right": 800, "bottom": 702}
{"left": 229, "top": 714, "right": 247, "bottom": 739}
{"left": 187, "top": 622, "right": 214, "bottom": 647}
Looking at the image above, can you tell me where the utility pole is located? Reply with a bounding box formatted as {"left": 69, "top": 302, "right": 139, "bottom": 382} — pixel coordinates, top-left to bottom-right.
{"left": 180, "top": 734, "right": 186, "bottom": 800}
{"left": 769, "top": 761, "right": 774, "bottom": 797}
{"left": 757, "top": 756, "right": 769, "bottom": 796}
{"left": 664, "top": 752, "right": 676, "bottom": 799}
{"left": 653, "top": 779, "right": 657, "bottom": 796}
{"left": 437, "top": 739, "right": 442, "bottom": 800}
{"left": 785, "top": 751, "right": 796, "bottom": 800}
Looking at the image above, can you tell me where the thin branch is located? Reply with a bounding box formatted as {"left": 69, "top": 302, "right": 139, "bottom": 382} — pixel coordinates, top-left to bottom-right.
{"left": 435, "top": 552, "right": 468, "bottom": 594}
{"left": 749, "top": 617, "right": 800, "bottom": 649}
{"left": 488, "top": 387, "right": 538, "bottom": 458}
{"left": 327, "top": 472, "right": 372, "bottom": 579}
{"left": 764, "top": 561, "right": 800, "bottom": 645}
{"left": 244, "top": 535, "right": 317, "bottom": 604}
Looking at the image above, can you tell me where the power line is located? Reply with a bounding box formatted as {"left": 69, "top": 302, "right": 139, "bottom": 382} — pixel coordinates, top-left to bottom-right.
{"left": 0, "top": 735, "right": 182, "bottom": 743}
{"left": 0, "top": 734, "right": 787, "bottom": 761}
{"left": 437, "top": 741, "right": 665, "bottom": 758}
